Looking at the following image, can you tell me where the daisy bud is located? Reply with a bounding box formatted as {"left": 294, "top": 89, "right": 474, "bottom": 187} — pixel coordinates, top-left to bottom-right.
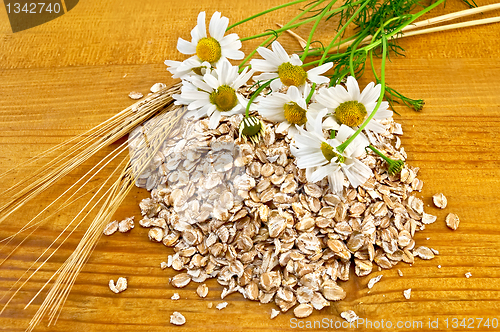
{"left": 239, "top": 116, "right": 266, "bottom": 144}
{"left": 388, "top": 159, "right": 405, "bottom": 176}
{"left": 367, "top": 145, "right": 405, "bottom": 176}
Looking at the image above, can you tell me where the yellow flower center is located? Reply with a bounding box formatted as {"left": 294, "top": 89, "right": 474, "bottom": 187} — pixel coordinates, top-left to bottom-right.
{"left": 196, "top": 37, "right": 222, "bottom": 63}
{"left": 283, "top": 101, "right": 307, "bottom": 125}
{"left": 209, "top": 85, "right": 238, "bottom": 112}
{"left": 335, "top": 101, "right": 367, "bottom": 127}
{"left": 277, "top": 62, "right": 307, "bottom": 87}
{"left": 321, "top": 142, "right": 345, "bottom": 164}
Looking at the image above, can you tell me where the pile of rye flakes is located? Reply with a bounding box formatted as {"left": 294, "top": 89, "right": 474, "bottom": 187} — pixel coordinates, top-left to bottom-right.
{"left": 122, "top": 99, "right": 445, "bottom": 320}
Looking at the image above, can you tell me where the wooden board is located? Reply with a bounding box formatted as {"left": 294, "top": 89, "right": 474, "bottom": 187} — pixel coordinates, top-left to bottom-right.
{"left": 1, "top": 0, "right": 500, "bottom": 331}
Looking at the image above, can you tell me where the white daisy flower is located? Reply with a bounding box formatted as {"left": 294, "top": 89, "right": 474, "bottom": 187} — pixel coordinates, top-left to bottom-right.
{"left": 173, "top": 59, "right": 254, "bottom": 129}
{"left": 316, "top": 76, "right": 393, "bottom": 140}
{"left": 291, "top": 109, "right": 372, "bottom": 194}
{"left": 164, "top": 58, "right": 211, "bottom": 80}
{"left": 250, "top": 41, "right": 333, "bottom": 92}
{"left": 175, "top": 11, "right": 244, "bottom": 72}
{"left": 257, "top": 85, "right": 321, "bottom": 137}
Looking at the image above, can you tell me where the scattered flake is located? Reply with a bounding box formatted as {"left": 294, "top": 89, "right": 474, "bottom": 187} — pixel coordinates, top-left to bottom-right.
{"left": 109, "top": 277, "right": 127, "bottom": 294}
{"left": 170, "top": 312, "right": 186, "bottom": 326}
{"left": 161, "top": 261, "right": 167, "bottom": 270}
{"left": 170, "top": 273, "right": 191, "bottom": 288}
{"left": 438, "top": 265, "right": 441, "bottom": 269}
{"left": 197, "top": 284, "right": 208, "bottom": 298}
{"left": 340, "top": 310, "right": 359, "bottom": 323}
{"left": 465, "top": 272, "right": 472, "bottom": 278}
{"left": 403, "top": 288, "right": 411, "bottom": 299}
{"left": 445, "top": 213, "right": 460, "bottom": 230}
{"left": 171, "top": 293, "right": 180, "bottom": 300}
{"left": 270, "top": 308, "right": 280, "bottom": 319}
{"left": 421, "top": 213, "right": 437, "bottom": 225}
{"left": 150, "top": 83, "right": 166, "bottom": 93}
{"left": 128, "top": 91, "right": 143, "bottom": 100}
{"left": 397, "top": 270, "right": 403, "bottom": 277}
{"left": 294, "top": 304, "right": 313, "bottom": 318}
{"left": 103, "top": 220, "right": 118, "bottom": 236}
{"left": 432, "top": 193, "right": 447, "bottom": 209}
{"left": 216, "top": 302, "right": 228, "bottom": 310}
{"left": 414, "top": 246, "right": 435, "bottom": 260}
{"left": 207, "top": 302, "right": 213, "bottom": 309}
{"left": 367, "top": 275, "right": 383, "bottom": 289}
{"left": 118, "top": 216, "right": 135, "bottom": 233}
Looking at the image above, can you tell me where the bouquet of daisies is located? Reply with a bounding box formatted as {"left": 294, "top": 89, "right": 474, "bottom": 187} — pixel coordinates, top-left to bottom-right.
{"left": 164, "top": 11, "right": 403, "bottom": 196}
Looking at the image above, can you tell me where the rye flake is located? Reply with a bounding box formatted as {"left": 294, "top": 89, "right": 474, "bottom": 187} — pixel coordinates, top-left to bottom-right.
{"left": 132, "top": 112, "right": 440, "bottom": 319}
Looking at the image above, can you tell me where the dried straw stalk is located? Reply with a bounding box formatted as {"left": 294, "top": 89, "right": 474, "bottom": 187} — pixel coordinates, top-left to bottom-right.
{"left": 0, "top": 83, "right": 181, "bottom": 225}
{"left": 281, "top": 3, "right": 500, "bottom": 52}
{"left": 0, "top": 83, "right": 185, "bottom": 331}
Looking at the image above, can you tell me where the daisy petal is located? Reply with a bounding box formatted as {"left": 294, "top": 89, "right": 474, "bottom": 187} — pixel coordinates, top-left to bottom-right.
{"left": 255, "top": 47, "right": 283, "bottom": 68}
{"left": 195, "top": 12, "right": 207, "bottom": 40}
{"left": 271, "top": 41, "right": 290, "bottom": 63}
{"left": 208, "top": 110, "right": 222, "bottom": 129}
{"left": 222, "top": 48, "right": 244, "bottom": 60}
{"left": 328, "top": 169, "right": 345, "bottom": 195}
{"left": 220, "top": 33, "right": 241, "bottom": 47}
{"left": 290, "top": 54, "right": 303, "bottom": 66}
{"left": 209, "top": 12, "right": 229, "bottom": 40}
{"left": 346, "top": 76, "right": 360, "bottom": 100}
{"left": 177, "top": 38, "right": 196, "bottom": 54}
{"left": 364, "top": 119, "right": 387, "bottom": 134}
{"left": 271, "top": 79, "right": 283, "bottom": 91}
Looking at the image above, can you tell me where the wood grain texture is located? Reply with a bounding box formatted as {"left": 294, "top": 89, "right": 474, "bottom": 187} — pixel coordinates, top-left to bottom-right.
{"left": 1, "top": 0, "right": 500, "bottom": 331}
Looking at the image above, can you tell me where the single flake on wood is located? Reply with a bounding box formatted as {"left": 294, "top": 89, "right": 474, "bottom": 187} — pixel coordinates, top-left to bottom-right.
{"left": 432, "top": 193, "right": 447, "bottom": 209}
{"left": 170, "top": 312, "right": 186, "bottom": 326}
{"left": 109, "top": 277, "right": 127, "bottom": 294}
{"left": 340, "top": 310, "right": 359, "bottom": 323}
{"left": 445, "top": 213, "right": 460, "bottom": 230}
{"left": 216, "top": 302, "right": 228, "bottom": 310}
{"left": 367, "top": 275, "right": 383, "bottom": 289}
{"left": 403, "top": 288, "right": 411, "bottom": 299}
{"left": 103, "top": 220, "right": 118, "bottom": 236}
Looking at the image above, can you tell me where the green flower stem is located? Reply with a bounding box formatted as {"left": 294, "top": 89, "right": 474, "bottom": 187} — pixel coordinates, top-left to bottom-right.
{"left": 240, "top": 0, "right": 365, "bottom": 42}
{"left": 367, "top": 145, "right": 392, "bottom": 163}
{"left": 300, "top": 0, "right": 338, "bottom": 62}
{"left": 336, "top": 34, "right": 388, "bottom": 154}
{"left": 305, "top": 0, "right": 445, "bottom": 61}
{"left": 305, "top": 83, "right": 316, "bottom": 104}
{"left": 348, "top": 33, "right": 367, "bottom": 77}
{"left": 362, "top": 0, "right": 446, "bottom": 53}
{"left": 302, "top": 51, "right": 352, "bottom": 67}
{"left": 367, "top": 145, "right": 404, "bottom": 175}
{"left": 334, "top": 0, "right": 442, "bottom": 153}
{"left": 369, "top": 49, "right": 379, "bottom": 81}
{"left": 239, "top": 0, "right": 327, "bottom": 70}
{"left": 318, "top": 0, "right": 371, "bottom": 66}
{"left": 245, "top": 79, "right": 274, "bottom": 117}
{"left": 369, "top": 50, "right": 424, "bottom": 113}
{"left": 227, "top": 0, "right": 310, "bottom": 31}
{"left": 305, "top": 34, "right": 359, "bottom": 58}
